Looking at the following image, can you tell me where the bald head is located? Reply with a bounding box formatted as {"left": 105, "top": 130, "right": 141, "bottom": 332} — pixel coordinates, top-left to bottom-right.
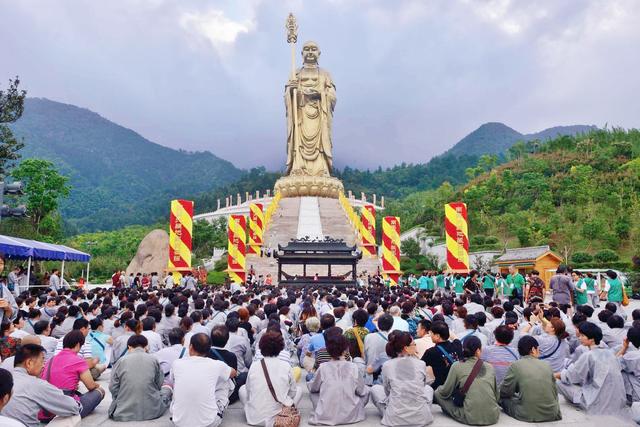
{"left": 302, "top": 41, "right": 320, "bottom": 65}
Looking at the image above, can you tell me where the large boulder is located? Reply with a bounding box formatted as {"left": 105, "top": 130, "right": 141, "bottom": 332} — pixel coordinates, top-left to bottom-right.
{"left": 126, "top": 229, "right": 169, "bottom": 276}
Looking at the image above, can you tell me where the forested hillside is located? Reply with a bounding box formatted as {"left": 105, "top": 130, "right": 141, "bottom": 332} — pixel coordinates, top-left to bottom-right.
{"left": 387, "top": 129, "right": 640, "bottom": 268}
{"left": 445, "top": 122, "right": 595, "bottom": 157}
{"left": 10, "top": 98, "right": 242, "bottom": 232}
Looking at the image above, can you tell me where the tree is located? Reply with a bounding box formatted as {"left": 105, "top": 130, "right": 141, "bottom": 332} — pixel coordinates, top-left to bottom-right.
{"left": 0, "top": 77, "right": 26, "bottom": 176}
{"left": 11, "top": 159, "right": 70, "bottom": 234}
{"left": 477, "top": 154, "right": 498, "bottom": 171}
{"left": 192, "top": 218, "right": 227, "bottom": 260}
{"left": 516, "top": 227, "right": 532, "bottom": 246}
{"left": 593, "top": 249, "right": 619, "bottom": 264}
{"left": 508, "top": 140, "right": 527, "bottom": 163}
{"left": 401, "top": 237, "right": 421, "bottom": 259}
{"left": 571, "top": 252, "right": 593, "bottom": 264}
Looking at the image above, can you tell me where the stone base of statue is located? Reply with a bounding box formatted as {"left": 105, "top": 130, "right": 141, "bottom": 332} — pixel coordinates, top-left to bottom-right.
{"left": 274, "top": 175, "right": 344, "bottom": 198}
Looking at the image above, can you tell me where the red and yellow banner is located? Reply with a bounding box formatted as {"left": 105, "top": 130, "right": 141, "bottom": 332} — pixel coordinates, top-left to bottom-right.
{"left": 381, "top": 216, "right": 401, "bottom": 286}
{"left": 360, "top": 204, "right": 376, "bottom": 256}
{"left": 339, "top": 192, "right": 363, "bottom": 242}
{"left": 264, "top": 191, "right": 281, "bottom": 226}
{"left": 248, "top": 203, "right": 264, "bottom": 255}
{"left": 168, "top": 199, "right": 194, "bottom": 280}
{"left": 227, "top": 214, "right": 246, "bottom": 283}
{"left": 445, "top": 202, "right": 470, "bottom": 273}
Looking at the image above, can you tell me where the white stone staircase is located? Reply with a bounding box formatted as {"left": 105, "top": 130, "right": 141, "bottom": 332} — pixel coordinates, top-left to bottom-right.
{"left": 245, "top": 197, "right": 380, "bottom": 282}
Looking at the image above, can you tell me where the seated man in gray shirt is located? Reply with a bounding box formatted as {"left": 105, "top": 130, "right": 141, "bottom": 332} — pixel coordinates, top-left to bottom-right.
{"left": 0, "top": 344, "right": 80, "bottom": 427}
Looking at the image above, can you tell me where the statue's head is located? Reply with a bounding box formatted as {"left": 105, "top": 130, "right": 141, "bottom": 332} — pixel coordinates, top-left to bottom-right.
{"left": 302, "top": 41, "right": 320, "bottom": 65}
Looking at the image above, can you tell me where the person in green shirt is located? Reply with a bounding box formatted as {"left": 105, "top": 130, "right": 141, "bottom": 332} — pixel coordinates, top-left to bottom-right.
{"left": 436, "top": 273, "right": 445, "bottom": 290}
{"left": 418, "top": 273, "right": 429, "bottom": 290}
{"left": 605, "top": 270, "right": 624, "bottom": 311}
{"left": 426, "top": 273, "right": 435, "bottom": 291}
{"left": 500, "top": 336, "right": 562, "bottom": 422}
{"left": 454, "top": 275, "right": 465, "bottom": 296}
{"left": 434, "top": 336, "right": 500, "bottom": 425}
{"left": 408, "top": 274, "right": 418, "bottom": 289}
{"left": 507, "top": 266, "right": 525, "bottom": 306}
{"left": 482, "top": 272, "right": 496, "bottom": 298}
{"left": 573, "top": 272, "right": 588, "bottom": 306}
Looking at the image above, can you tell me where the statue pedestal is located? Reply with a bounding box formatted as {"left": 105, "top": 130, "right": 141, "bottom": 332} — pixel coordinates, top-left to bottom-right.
{"left": 274, "top": 175, "right": 344, "bottom": 199}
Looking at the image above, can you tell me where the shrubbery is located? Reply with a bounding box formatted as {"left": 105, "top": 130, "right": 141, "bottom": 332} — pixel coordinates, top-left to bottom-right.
{"left": 594, "top": 249, "right": 619, "bottom": 264}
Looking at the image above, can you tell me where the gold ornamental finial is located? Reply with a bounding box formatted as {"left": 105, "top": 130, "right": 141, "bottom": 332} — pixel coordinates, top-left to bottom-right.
{"left": 286, "top": 12, "right": 298, "bottom": 44}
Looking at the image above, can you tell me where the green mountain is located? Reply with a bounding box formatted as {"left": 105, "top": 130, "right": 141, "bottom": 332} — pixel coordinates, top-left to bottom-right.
{"left": 10, "top": 98, "right": 242, "bottom": 232}
{"left": 332, "top": 123, "right": 596, "bottom": 200}
{"left": 388, "top": 128, "right": 640, "bottom": 268}
{"left": 445, "top": 122, "right": 596, "bottom": 157}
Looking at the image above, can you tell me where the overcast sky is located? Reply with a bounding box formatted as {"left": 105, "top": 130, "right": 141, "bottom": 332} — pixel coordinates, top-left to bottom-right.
{"left": 2, "top": 0, "right": 639, "bottom": 170}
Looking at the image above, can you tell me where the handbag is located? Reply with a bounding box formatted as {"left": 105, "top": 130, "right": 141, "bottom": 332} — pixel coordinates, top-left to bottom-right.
{"left": 260, "top": 358, "right": 301, "bottom": 427}
{"left": 452, "top": 358, "right": 483, "bottom": 407}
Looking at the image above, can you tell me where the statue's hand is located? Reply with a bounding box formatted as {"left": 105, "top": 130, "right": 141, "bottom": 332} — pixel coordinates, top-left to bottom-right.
{"left": 304, "top": 88, "right": 321, "bottom": 100}
{"left": 286, "top": 79, "right": 298, "bottom": 89}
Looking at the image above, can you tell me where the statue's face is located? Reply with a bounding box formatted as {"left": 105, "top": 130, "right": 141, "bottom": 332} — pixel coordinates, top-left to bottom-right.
{"left": 302, "top": 42, "right": 320, "bottom": 64}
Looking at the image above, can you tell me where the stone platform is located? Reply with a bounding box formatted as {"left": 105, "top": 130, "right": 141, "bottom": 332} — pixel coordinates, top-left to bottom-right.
{"left": 83, "top": 367, "right": 628, "bottom": 427}
{"left": 246, "top": 197, "right": 379, "bottom": 280}
{"left": 274, "top": 175, "right": 344, "bottom": 198}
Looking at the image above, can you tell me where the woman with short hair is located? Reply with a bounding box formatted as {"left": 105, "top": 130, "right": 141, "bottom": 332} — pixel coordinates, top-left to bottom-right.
{"left": 307, "top": 328, "right": 370, "bottom": 425}
{"left": 41, "top": 330, "right": 105, "bottom": 418}
{"left": 521, "top": 314, "right": 570, "bottom": 372}
{"left": 371, "top": 331, "right": 434, "bottom": 426}
{"left": 239, "top": 330, "right": 302, "bottom": 426}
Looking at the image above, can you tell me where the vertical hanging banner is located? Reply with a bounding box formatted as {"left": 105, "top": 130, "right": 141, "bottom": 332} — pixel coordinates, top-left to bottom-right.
{"left": 168, "top": 199, "right": 194, "bottom": 280}
{"left": 227, "top": 214, "right": 246, "bottom": 283}
{"left": 264, "top": 191, "right": 282, "bottom": 226}
{"left": 445, "top": 202, "right": 470, "bottom": 273}
{"left": 248, "top": 203, "right": 264, "bottom": 255}
{"left": 381, "top": 216, "right": 401, "bottom": 286}
{"left": 360, "top": 204, "right": 377, "bottom": 256}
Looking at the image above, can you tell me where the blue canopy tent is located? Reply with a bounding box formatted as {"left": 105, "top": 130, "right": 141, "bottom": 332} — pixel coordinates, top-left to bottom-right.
{"left": 0, "top": 235, "right": 91, "bottom": 289}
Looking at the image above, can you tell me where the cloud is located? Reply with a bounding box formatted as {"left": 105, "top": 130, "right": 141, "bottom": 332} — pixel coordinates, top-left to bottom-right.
{"left": 180, "top": 8, "right": 255, "bottom": 53}
{"left": 1, "top": 0, "right": 639, "bottom": 169}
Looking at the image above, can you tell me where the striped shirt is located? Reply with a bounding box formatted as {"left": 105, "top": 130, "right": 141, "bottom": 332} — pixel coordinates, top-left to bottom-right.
{"left": 481, "top": 344, "right": 519, "bottom": 385}
{"left": 54, "top": 337, "right": 94, "bottom": 359}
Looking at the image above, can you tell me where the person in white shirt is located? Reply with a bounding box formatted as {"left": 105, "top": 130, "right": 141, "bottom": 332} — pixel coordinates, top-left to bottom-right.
{"left": 33, "top": 320, "right": 58, "bottom": 362}
{"left": 190, "top": 311, "right": 209, "bottom": 335}
{"left": 240, "top": 330, "right": 302, "bottom": 426}
{"left": 154, "top": 328, "right": 187, "bottom": 377}
{"left": 170, "top": 333, "right": 236, "bottom": 427}
{"left": 9, "top": 314, "right": 30, "bottom": 340}
{"left": 415, "top": 318, "right": 435, "bottom": 359}
{"left": 389, "top": 306, "right": 409, "bottom": 332}
{"left": 157, "top": 304, "right": 180, "bottom": 342}
{"left": 164, "top": 274, "right": 174, "bottom": 289}
{"left": 141, "top": 318, "right": 164, "bottom": 353}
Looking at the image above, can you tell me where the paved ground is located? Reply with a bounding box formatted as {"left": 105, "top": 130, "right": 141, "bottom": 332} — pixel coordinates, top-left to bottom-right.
{"left": 83, "top": 299, "right": 640, "bottom": 426}
{"left": 82, "top": 367, "right": 630, "bottom": 426}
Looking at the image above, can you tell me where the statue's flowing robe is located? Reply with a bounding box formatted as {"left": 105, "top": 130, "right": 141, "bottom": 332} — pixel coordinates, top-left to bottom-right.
{"left": 285, "top": 66, "right": 336, "bottom": 176}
